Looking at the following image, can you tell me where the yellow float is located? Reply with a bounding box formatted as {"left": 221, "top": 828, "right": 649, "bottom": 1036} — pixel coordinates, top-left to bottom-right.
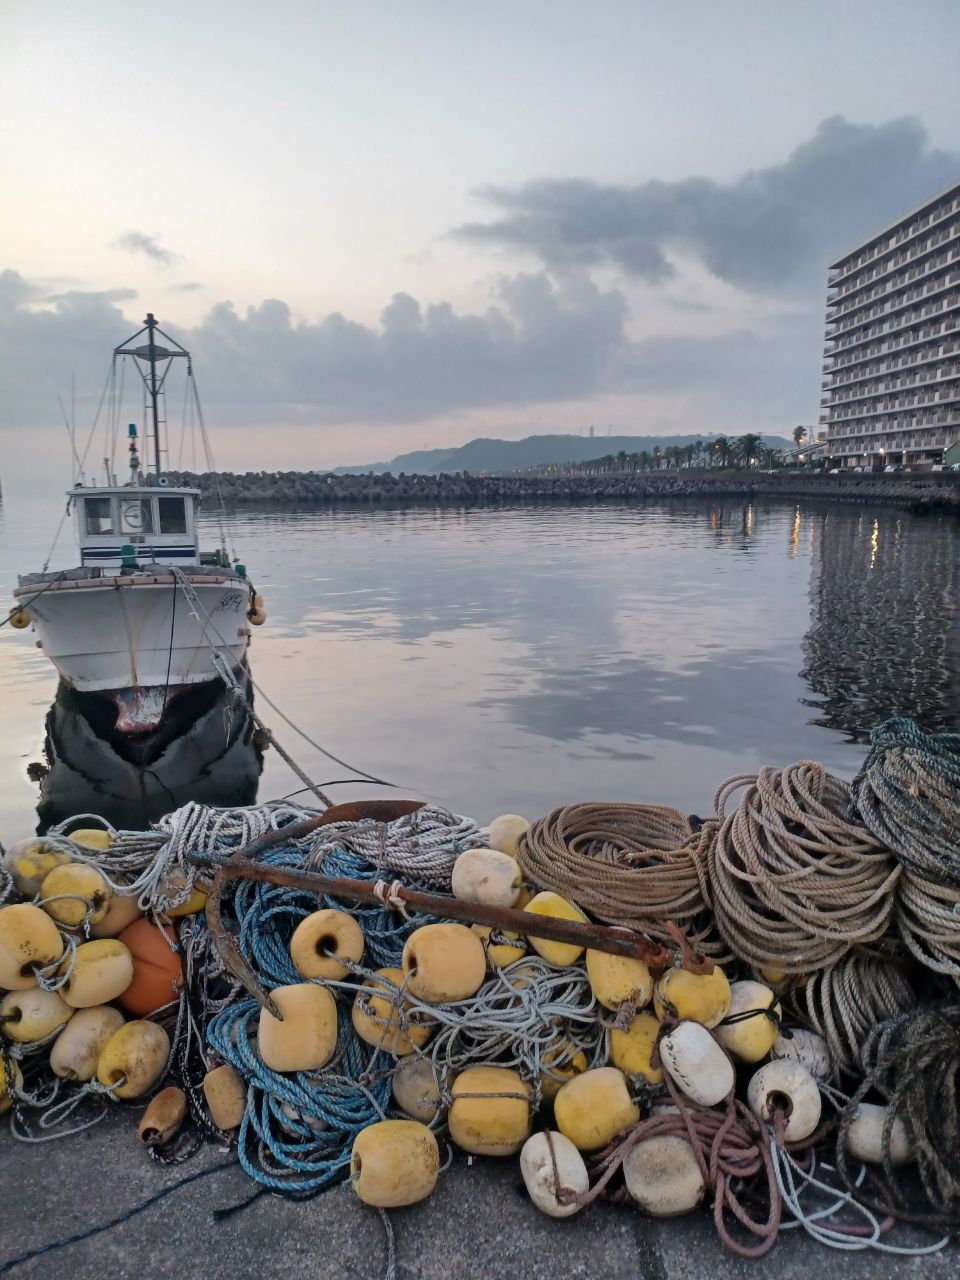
{"left": 351, "top": 967, "right": 432, "bottom": 1055}
{"left": 448, "top": 1065, "right": 531, "bottom": 1156}
{"left": 714, "top": 980, "right": 781, "bottom": 1063}
{"left": 401, "top": 923, "right": 486, "bottom": 1003}
{"left": 5, "top": 840, "right": 71, "bottom": 897}
{"left": 0, "top": 903, "right": 65, "bottom": 989}
{"left": 0, "top": 987, "right": 73, "bottom": 1042}
{"left": 59, "top": 939, "right": 134, "bottom": 1008}
{"left": 138, "top": 1086, "right": 187, "bottom": 1146}
{"left": 392, "top": 1056, "right": 442, "bottom": 1122}
{"left": 654, "top": 963, "right": 731, "bottom": 1028}
{"left": 540, "top": 1040, "right": 589, "bottom": 1100}
{"left": 90, "top": 892, "right": 143, "bottom": 938}
{"left": 351, "top": 1119, "right": 440, "bottom": 1207}
{"left": 39, "top": 863, "right": 112, "bottom": 928}
{"left": 97, "top": 1020, "right": 171, "bottom": 1099}
{"left": 290, "top": 909, "right": 365, "bottom": 981}
{"left": 554, "top": 1067, "right": 639, "bottom": 1151}
{"left": 585, "top": 949, "right": 653, "bottom": 1011}
{"left": 522, "top": 891, "right": 588, "bottom": 966}
{"left": 472, "top": 923, "right": 526, "bottom": 968}
{"left": 608, "top": 1009, "right": 664, "bottom": 1084}
{"left": 50, "top": 1005, "right": 124, "bottom": 1081}
{"left": 258, "top": 983, "right": 338, "bottom": 1073}
{"left": 203, "top": 1064, "right": 247, "bottom": 1130}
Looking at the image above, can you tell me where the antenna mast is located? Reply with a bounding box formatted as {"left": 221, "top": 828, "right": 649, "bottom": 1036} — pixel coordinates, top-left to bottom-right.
{"left": 113, "top": 312, "right": 189, "bottom": 477}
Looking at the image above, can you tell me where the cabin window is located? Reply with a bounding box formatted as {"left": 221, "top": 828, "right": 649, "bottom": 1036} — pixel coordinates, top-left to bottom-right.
{"left": 157, "top": 496, "right": 187, "bottom": 534}
{"left": 84, "top": 497, "right": 114, "bottom": 535}
{"left": 119, "top": 499, "right": 154, "bottom": 535}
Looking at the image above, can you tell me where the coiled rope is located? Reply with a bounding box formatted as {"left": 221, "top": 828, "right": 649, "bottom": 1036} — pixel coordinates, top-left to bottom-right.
{"left": 707, "top": 763, "right": 899, "bottom": 973}
{"left": 517, "top": 804, "right": 725, "bottom": 956}
{"left": 837, "top": 1005, "right": 960, "bottom": 1233}
{"left": 783, "top": 952, "right": 918, "bottom": 1078}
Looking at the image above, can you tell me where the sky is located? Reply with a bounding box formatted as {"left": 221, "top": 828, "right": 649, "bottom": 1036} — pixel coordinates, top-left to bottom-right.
{"left": 2, "top": 0, "right": 959, "bottom": 473}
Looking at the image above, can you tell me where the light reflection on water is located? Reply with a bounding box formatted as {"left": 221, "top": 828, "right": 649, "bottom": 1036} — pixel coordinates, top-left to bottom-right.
{"left": 1, "top": 493, "right": 958, "bottom": 836}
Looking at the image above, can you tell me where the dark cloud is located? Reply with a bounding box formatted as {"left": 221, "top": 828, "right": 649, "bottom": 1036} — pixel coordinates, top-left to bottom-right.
{"left": 454, "top": 116, "right": 959, "bottom": 293}
{"left": 113, "top": 231, "right": 180, "bottom": 267}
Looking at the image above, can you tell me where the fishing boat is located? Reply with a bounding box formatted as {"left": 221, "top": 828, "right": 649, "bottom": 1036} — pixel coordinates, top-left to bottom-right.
{"left": 10, "top": 314, "right": 261, "bottom": 733}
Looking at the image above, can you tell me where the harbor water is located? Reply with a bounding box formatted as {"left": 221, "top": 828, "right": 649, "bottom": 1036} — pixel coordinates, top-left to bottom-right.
{"left": 1, "top": 491, "right": 958, "bottom": 836}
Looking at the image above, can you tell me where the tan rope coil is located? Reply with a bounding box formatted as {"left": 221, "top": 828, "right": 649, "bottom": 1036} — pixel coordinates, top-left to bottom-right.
{"left": 895, "top": 868, "right": 960, "bottom": 986}
{"left": 784, "top": 951, "right": 917, "bottom": 1077}
{"left": 517, "top": 803, "right": 727, "bottom": 957}
{"left": 706, "top": 762, "right": 901, "bottom": 974}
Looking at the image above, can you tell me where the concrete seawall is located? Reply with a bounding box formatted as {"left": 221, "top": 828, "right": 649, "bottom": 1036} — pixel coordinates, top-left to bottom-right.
{"left": 172, "top": 469, "right": 960, "bottom": 510}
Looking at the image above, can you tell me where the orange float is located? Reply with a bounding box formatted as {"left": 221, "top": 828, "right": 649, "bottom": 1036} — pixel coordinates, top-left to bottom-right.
{"left": 116, "top": 919, "right": 183, "bottom": 1015}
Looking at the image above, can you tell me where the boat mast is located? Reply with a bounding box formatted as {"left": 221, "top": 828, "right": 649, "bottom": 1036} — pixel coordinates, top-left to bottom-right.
{"left": 146, "top": 313, "right": 162, "bottom": 477}
{"left": 114, "top": 314, "right": 189, "bottom": 480}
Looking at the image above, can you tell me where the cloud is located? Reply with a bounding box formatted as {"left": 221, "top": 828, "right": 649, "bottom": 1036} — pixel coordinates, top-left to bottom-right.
{"left": 169, "top": 281, "right": 203, "bottom": 293}
{"left": 454, "top": 116, "right": 959, "bottom": 294}
{"left": 113, "top": 231, "right": 180, "bottom": 267}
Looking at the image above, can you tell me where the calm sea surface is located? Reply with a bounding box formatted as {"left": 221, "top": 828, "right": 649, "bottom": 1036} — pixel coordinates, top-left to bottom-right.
{"left": 1, "top": 492, "right": 958, "bottom": 837}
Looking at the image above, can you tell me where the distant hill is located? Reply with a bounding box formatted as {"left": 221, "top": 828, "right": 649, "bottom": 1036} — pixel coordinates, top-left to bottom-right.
{"left": 334, "top": 432, "right": 792, "bottom": 476}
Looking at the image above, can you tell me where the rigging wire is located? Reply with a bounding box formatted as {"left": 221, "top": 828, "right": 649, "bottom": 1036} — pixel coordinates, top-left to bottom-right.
{"left": 188, "top": 368, "right": 233, "bottom": 562}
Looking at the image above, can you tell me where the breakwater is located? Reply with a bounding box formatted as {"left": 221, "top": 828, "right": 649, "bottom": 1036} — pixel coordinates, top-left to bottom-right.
{"left": 173, "top": 468, "right": 960, "bottom": 510}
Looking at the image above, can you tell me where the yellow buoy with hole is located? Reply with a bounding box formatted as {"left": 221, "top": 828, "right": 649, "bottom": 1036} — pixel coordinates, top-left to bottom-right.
{"left": 258, "top": 983, "right": 338, "bottom": 1073}
{"left": 520, "top": 1131, "right": 589, "bottom": 1217}
{"left": 609, "top": 1009, "right": 664, "bottom": 1084}
{"left": 487, "top": 814, "right": 530, "bottom": 858}
{"left": 713, "top": 980, "right": 781, "bottom": 1063}
{"left": 654, "top": 964, "right": 731, "bottom": 1028}
{"left": 9, "top": 608, "right": 31, "bottom": 629}
{"left": 97, "top": 1020, "right": 171, "bottom": 1099}
{"left": 585, "top": 950, "right": 653, "bottom": 1012}
{"left": 451, "top": 848, "right": 523, "bottom": 908}
{"left": 39, "top": 863, "right": 112, "bottom": 928}
{"left": 523, "top": 891, "right": 588, "bottom": 967}
{"left": 0, "top": 903, "right": 65, "bottom": 989}
{"left": 351, "top": 967, "right": 432, "bottom": 1056}
{"left": 350, "top": 1119, "right": 440, "bottom": 1207}
{"left": 60, "top": 939, "right": 134, "bottom": 1008}
{"left": 623, "top": 1135, "right": 706, "bottom": 1216}
{"left": 472, "top": 923, "right": 526, "bottom": 968}
{"left": 290, "top": 909, "right": 365, "bottom": 981}
{"left": 138, "top": 1086, "right": 187, "bottom": 1146}
{"left": 247, "top": 595, "right": 267, "bottom": 626}
{"left": 449, "top": 1066, "right": 532, "bottom": 1156}
{"left": 0, "top": 987, "right": 73, "bottom": 1042}
{"left": 50, "top": 1005, "right": 124, "bottom": 1081}
{"left": 90, "top": 893, "right": 142, "bottom": 938}
{"left": 392, "top": 1057, "right": 442, "bottom": 1122}
{"left": 401, "top": 923, "right": 486, "bottom": 1003}
{"left": 540, "top": 1040, "right": 589, "bottom": 1101}
{"left": 554, "top": 1067, "right": 639, "bottom": 1151}
{"left": 5, "top": 839, "right": 72, "bottom": 898}
{"left": 203, "top": 1064, "right": 247, "bottom": 1130}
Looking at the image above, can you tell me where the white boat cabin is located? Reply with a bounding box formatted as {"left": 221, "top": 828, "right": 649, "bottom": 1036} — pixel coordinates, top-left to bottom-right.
{"left": 71, "top": 482, "right": 203, "bottom": 571}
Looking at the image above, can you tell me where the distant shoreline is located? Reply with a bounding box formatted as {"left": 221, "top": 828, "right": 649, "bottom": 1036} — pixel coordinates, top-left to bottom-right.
{"left": 174, "top": 469, "right": 960, "bottom": 512}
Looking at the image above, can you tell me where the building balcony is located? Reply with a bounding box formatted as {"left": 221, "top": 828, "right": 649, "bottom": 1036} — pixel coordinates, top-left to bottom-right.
{"left": 827, "top": 268, "right": 960, "bottom": 336}
{"left": 827, "top": 245, "right": 960, "bottom": 317}
{"left": 830, "top": 197, "right": 960, "bottom": 284}
{"left": 829, "top": 228, "right": 960, "bottom": 305}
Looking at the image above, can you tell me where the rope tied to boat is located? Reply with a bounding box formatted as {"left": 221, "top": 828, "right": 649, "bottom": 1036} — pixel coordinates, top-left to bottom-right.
{"left": 706, "top": 762, "right": 900, "bottom": 973}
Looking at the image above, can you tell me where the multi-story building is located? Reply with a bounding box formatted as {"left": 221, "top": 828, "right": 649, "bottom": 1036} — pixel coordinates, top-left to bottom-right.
{"left": 820, "top": 178, "right": 960, "bottom": 468}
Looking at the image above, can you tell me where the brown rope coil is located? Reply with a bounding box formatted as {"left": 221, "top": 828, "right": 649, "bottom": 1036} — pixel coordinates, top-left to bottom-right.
{"left": 783, "top": 951, "right": 917, "bottom": 1078}
{"left": 895, "top": 868, "right": 960, "bottom": 988}
{"left": 517, "top": 803, "right": 726, "bottom": 957}
{"left": 706, "top": 763, "right": 901, "bottom": 974}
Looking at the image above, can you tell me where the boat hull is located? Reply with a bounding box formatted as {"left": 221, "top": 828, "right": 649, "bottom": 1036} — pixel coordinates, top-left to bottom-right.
{"left": 15, "top": 572, "right": 251, "bottom": 729}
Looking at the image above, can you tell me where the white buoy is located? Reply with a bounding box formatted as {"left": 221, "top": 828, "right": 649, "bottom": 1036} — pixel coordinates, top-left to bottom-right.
{"left": 659, "top": 1021, "right": 734, "bottom": 1106}
{"left": 747, "top": 1059, "right": 821, "bottom": 1141}
{"left": 770, "top": 1027, "right": 832, "bottom": 1080}
{"left": 845, "top": 1102, "right": 912, "bottom": 1166}
{"left": 520, "top": 1131, "right": 589, "bottom": 1218}
{"left": 623, "top": 1135, "right": 706, "bottom": 1216}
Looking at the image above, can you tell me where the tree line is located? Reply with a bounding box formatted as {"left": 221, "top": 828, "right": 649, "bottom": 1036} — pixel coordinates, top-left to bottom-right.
{"left": 542, "top": 433, "right": 776, "bottom": 476}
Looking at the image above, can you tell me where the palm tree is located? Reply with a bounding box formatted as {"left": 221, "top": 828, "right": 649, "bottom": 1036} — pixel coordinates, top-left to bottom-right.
{"left": 653, "top": 446, "right": 663, "bottom": 470}
{"left": 792, "top": 425, "right": 806, "bottom": 448}
{"left": 712, "top": 437, "right": 731, "bottom": 468}
{"left": 736, "top": 434, "right": 763, "bottom": 467}
{"left": 639, "top": 450, "right": 651, "bottom": 472}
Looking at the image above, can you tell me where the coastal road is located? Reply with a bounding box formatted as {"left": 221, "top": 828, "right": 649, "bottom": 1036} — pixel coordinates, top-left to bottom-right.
{"left": 0, "top": 1111, "right": 950, "bottom": 1278}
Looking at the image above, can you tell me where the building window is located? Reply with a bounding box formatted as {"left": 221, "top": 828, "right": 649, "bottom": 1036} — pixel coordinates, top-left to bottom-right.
{"left": 84, "top": 496, "right": 114, "bottom": 535}
{"left": 157, "top": 496, "right": 187, "bottom": 535}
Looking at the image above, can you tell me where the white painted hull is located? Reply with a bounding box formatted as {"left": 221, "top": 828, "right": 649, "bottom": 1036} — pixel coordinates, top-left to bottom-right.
{"left": 15, "top": 573, "right": 251, "bottom": 728}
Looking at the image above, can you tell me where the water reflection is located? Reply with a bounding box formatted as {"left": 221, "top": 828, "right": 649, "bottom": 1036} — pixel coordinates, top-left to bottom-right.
{"left": 34, "top": 673, "right": 263, "bottom": 832}
{"left": 801, "top": 510, "right": 960, "bottom": 741}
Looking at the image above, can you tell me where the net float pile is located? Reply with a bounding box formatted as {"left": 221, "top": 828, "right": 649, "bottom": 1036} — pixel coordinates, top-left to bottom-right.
{"left": 0, "top": 716, "right": 958, "bottom": 1262}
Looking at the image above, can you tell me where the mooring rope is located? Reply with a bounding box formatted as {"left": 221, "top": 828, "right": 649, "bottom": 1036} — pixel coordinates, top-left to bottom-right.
{"left": 517, "top": 803, "right": 725, "bottom": 956}
{"left": 707, "top": 763, "right": 900, "bottom": 973}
